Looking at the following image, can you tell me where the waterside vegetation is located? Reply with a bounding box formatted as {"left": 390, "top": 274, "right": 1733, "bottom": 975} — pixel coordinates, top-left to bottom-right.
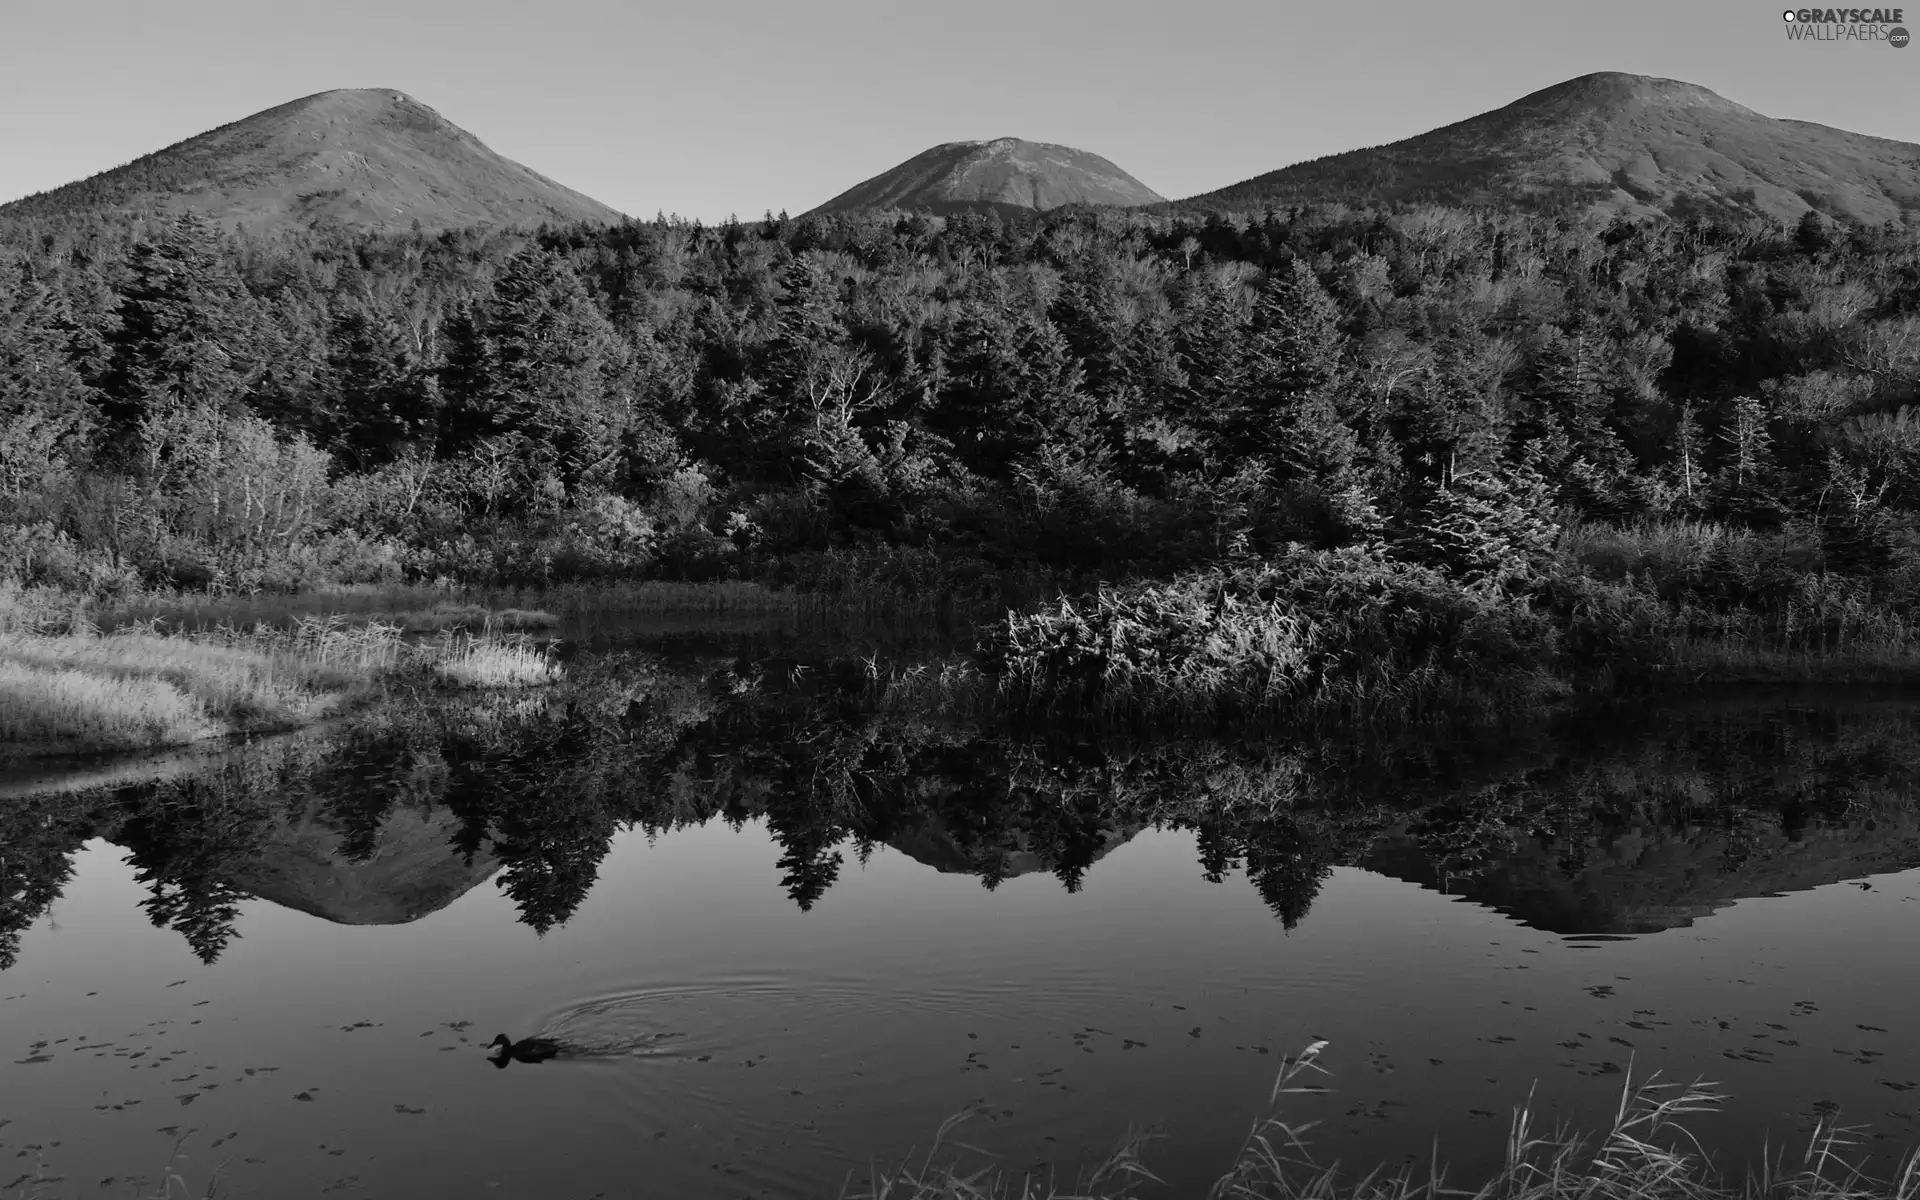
{"left": 849, "top": 1044, "right": 1920, "bottom": 1200}
{"left": 0, "top": 608, "right": 562, "bottom": 760}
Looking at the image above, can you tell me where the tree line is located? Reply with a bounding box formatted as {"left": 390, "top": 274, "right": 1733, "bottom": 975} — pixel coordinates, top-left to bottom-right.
{"left": 1, "top": 200, "right": 1916, "bottom": 597}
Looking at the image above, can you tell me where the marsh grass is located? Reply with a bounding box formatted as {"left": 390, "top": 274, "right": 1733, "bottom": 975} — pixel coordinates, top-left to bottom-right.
{"left": 847, "top": 1043, "right": 1920, "bottom": 1200}
{"left": 429, "top": 631, "right": 564, "bottom": 689}
{"left": 0, "top": 657, "right": 220, "bottom": 754}
{"left": 867, "top": 656, "right": 997, "bottom": 718}
{"left": 1556, "top": 569, "right": 1920, "bottom": 688}
{"left": 0, "top": 620, "right": 391, "bottom": 759}
{"left": 0, "top": 611, "right": 559, "bottom": 758}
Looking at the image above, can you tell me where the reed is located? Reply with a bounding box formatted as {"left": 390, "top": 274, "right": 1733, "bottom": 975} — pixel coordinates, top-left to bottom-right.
{"left": 847, "top": 1043, "right": 1920, "bottom": 1200}
{"left": 428, "top": 632, "right": 564, "bottom": 689}
{"left": 0, "top": 622, "right": 384, "bottom": 760}
{"left": 0, "top": 613, "right": 569, "bottom": 758}
{"left": 0, "top": 656, "right": 219, "bottom": 755}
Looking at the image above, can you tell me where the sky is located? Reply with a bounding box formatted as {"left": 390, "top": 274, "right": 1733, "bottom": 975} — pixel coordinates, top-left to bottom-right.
{"left": 0, "top": 0, "right": 1913, "bottom": 222}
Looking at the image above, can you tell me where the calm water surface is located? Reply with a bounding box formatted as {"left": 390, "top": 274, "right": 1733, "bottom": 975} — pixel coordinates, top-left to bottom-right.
{"left": 4, "top": 643, "right": 1920, "bottom": 1198}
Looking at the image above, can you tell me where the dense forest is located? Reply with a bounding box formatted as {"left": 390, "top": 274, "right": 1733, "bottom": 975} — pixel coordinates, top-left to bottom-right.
{"left": 3, "top": 200, "right": 1919, "bottom": 695}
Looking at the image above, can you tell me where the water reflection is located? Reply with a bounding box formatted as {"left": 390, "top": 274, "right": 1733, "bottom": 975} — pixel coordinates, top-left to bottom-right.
{"left": 4, "top": 644, "right": 1918, "bottom": 970}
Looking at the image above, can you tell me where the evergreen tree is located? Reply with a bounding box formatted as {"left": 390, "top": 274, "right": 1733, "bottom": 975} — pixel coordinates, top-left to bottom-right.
{"left": 0, "top": 262, "right": 96, "bottom": 503}
{"left": 1233, "top": 260, "right": 1359, "bottom": 486}
{"left": 323, "top": 301, "right": 437, "bottom": 466}
{"left": 1398, "top": 467, "right": 1560, "bottom": 591}
{"left": 440, "top": 248, "right": 630, "bottom": 504}
{"left": 97, "top": 214, "right": 259, "bottom": 474}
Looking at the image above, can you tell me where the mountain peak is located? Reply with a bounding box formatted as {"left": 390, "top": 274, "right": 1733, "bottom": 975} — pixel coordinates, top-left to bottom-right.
{"left": 1181, "top": 70, "right": 1919, "bottom": 224}
{"left": 0, "top": 88, "right": 624, "bottom": 233}
{"left": 1509, "top": 71, "right": 1759, "bottom": 117}
{"left": 807, "top": 138, "right": 1164, "bottom": 218}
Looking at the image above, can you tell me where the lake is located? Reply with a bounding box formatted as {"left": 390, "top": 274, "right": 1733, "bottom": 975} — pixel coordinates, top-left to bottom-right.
{"left": 4, "top": 638, "right": 1920, "bottom": 1198}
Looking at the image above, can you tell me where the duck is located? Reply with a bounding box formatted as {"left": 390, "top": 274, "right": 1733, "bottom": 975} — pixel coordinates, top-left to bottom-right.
{"left": 486, "top": 1033, "right": 565, "bottom": 1067}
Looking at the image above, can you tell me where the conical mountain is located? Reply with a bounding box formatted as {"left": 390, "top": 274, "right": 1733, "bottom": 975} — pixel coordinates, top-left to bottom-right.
{"left": 0, "top": 88, "right": 625, "bottom": 233}
{"left": 808, "top": 137, "right": 1164, "bottom": 217}
{"left": 1183, "top": 72, "right": 1920, "bottom": 223}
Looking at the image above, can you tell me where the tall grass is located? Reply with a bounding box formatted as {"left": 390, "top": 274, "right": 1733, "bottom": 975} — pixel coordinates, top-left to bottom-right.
{"left": 0, "top": 622, "right": 386, "bottom": 759}
{"left": 0, "top": 612, "right": 563, "bottom": 758}
{"left": 847, "top": 1043, "right": 1920, "bottom": 1200}
{"left": 1555, "top": 524, "right": 1920, "bottom": 687}
{"left": 0, "top": 656, "right": 219, "bottom": 754}
{"left": 431, "top": 631, "right": 564, "bottom": 689}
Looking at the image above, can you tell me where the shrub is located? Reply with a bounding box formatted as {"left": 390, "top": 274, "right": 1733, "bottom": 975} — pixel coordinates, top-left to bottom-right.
{"left": 990, "top": 546, "right": 1565, "bottom": 727}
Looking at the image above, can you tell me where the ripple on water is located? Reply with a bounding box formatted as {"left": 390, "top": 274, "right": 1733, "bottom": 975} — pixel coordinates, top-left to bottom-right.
{"left": 530, "top": 971, "right": 1056, "bottom": 1060}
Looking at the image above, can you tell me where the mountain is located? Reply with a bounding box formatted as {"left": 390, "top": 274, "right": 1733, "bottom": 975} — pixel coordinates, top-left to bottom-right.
{"left": 0, "top": 88, "right": 625, "bottom": 233}
{"left": 807, "top": 137, "right": 1164, "bottom": 218}
{"left": 1361, "top": 810, "right": 1920, "bottom": 937}
{"left": 1183, "top": 72, "right": 1920, "bottom": 224}
{"left": 886, "top": 812, "right": 1143, "bottom": 881}
{"left": 220, "top": 798, "right": 500, "bottom": 926}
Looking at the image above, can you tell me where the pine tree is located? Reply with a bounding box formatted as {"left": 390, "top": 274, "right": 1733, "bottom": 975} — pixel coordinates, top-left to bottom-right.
{"left": 440, "top": 248, "right": 630, "bottom": 504}
{"left": 324, "top": 301, "right": 437, "bottom": 466}
{"left": 1232, "top": 260, "right": 1358, "bottom": 485}
{"left": 1174, "top": 269, "right": 1249, "bottom": 418}
{"left": 97, "top": 214, "right": 259, "bottom": 474}
{"left": 1398, "top": 467, "right": 1560, "bottom": 591}
{"left": 0, "top": 262, "right": 96, "bottom": 502}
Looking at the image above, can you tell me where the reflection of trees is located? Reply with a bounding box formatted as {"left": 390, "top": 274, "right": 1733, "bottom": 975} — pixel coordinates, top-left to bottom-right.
{"left": 0, "top": 797, "right": 93, "bottom": 971}
{"left": 118, "top": 773, "right": 274, "bottom": 964}
{"left": 440, "top": 700, "right": 624, "bottom": 934}
{"left": 10, "top": 660, "right": 1920, "bottom": 971}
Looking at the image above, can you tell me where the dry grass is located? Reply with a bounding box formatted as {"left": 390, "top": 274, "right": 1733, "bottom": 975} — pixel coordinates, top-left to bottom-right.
{"left": 0, "top": 618, "right": 398, "bottom": 760}
{"left": 0, "top": 657, "right": 219, "bottom": 754}
{"left": 430, "top": 634, "right": 564, "bottom": 689}
{"left": 846, "top": 1043, "right": 1920, "bottom": 1200}
{"left": 0, "top": 581, "right": 89, "bottom": 635}
{"left": 0, "top": 612, "right": 562, "bottom": 756}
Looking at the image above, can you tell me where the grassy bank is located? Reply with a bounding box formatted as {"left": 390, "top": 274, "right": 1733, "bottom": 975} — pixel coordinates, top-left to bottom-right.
{"left": 0, "top": 615, "right": 563, "bottom": 761}
{"left": 850, "top": 1044, "right": 1920, "bottom": 1200}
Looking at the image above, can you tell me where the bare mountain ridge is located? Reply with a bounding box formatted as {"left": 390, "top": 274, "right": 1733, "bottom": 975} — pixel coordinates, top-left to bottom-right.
{"left": 0, "top": 88, "right": 625, "bottom": 233}
{"left": 1183, "top": 72, "right": 1920, "bottom": 224}
{"left": 807, "top": 137, "right": 1165, "bottom": 217}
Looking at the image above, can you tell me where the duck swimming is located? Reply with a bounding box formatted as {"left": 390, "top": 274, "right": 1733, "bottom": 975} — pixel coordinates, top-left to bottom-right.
{"left": 486, "top": 1033, "right": 565, "bottom": 1068}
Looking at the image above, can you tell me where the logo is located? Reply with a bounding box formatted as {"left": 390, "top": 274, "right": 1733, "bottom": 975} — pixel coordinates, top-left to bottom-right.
{"left": 1783, "top": 7, "right": 1910, "bottom": 42}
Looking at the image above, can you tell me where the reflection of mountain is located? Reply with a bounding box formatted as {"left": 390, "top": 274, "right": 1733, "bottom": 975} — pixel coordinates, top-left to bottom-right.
{"left": 219, "top": 800, "right": 498, "bottom": 926}
{"left": 13, "top": 654, "right": 1920, "bottom": 970}
{"left": 885, "top": 811, "right": 1143, "bottom": 882}
{"left": 1363, "top": 813, "right": 1920, "bottom": 936}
